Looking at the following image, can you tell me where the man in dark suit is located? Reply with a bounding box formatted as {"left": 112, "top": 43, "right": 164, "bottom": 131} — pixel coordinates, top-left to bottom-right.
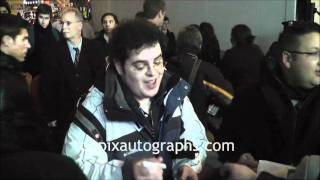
{"left": 41, "top": 7, "right": 105, "bottom": 152}
{"left": 143, "top": 0, "right": 170, "bottom": 62}
{"left": 161, "top": 16, "right": 176, "bottom": 59}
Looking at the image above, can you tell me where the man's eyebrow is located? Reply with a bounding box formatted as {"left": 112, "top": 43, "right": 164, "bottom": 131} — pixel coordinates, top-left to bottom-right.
{"left": 133, "top": 54, "right": 162, "bottom": 62}
{"left": 308, "top": 47, "right": 320, "bottom": 51}
{"left": 154, "top": 54, "right": 162, "bottom": 60}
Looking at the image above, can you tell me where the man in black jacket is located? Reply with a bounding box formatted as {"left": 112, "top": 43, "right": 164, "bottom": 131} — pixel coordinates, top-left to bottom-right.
{"left": 218, "top": 21, "right": 320, "bottom": 168}
{"left": 167, "top": 25, "right": 234, "bottom": 131}
{"left": 143, "top": 0, "right": 171, "bottom": 62}
{"left": 41, "top": 7, "right": 106, "bottom": 152}
{"left": 24, "top": 3, "right": 61, "bottom": 77}
{"left": 161, "top": 16, "right": 176, "bottom": 59}
{"left": 0, "top": 14, "right": 86, "bottom": 179}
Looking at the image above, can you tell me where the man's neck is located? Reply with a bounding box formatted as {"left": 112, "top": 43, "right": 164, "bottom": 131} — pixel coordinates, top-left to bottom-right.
{"left": 0, "top": 47, "right": 13, "bottom": 58}
{"left": 104, "top": 30, "right": 111, "bottom": 36}
{"left": 138, "top": 98, "right": 151, "bottom": 113}
{"left": 161, "top": 29, "right": 167, "bottom": 34}
{"left": 68, "top": 36, "right": 82, "bottom": 46}
{"left": 147, "top": 18, "right": 160, "bottom": 28}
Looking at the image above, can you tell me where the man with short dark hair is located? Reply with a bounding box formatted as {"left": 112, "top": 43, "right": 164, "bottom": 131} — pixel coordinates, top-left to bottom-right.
{"left": 143, "top": 0, "right": 171, "bottom": 62}
{"left": 0, "top": 1, "right": 10, "bottom": 14}
{"left": 218, "top": 21, "right": 320, "bottom": 168}
{"left": 24, "top": 3, "right": 61, "bottom": 77}
{"left": 161, "top": 16, "right": 176, "bottom": 59}
{"left": 0, "top": 14, "right": 87, "bottom": 180}
{"left": 143, "top": 0, "right": 166, "bottom": 27}
{"left": 63, "top": 19, "right": 208, "bottom": 180}
{"left": 0, "top": 14, "right": 29, "bottom": 62}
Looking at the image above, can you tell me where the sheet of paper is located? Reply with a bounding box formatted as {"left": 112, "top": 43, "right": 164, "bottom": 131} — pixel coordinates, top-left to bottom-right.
{"left": 257, "top": 160, "right": 296, "bottom": 178}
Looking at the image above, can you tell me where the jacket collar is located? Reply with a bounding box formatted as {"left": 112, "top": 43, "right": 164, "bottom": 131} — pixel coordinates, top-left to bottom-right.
{"left": 103, "top": 66, "right": 180, "bottom": 122}
{"left": 261, "top": 65, "right": 320, "bottom": 145}
{"left": 0, "top": 51, "right": 23, "bottom": 73}
{"left": 261, "top": 64, "right": 319, "bottom": 106}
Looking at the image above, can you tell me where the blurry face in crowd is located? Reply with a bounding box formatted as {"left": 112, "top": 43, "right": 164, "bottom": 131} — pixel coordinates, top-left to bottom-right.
{"left": 156, "top": 10, "right": 165, "bottom": 27}
{"left": 102, "top": 15, "right": 117, "bottom": 34}
{"left": 61, "top": 11, "right": 82, "bottom": 41}
{"left": 161, "top": 19, "right": 169, "bottom": 32}
{"left": 284, "top": 32, "right": 320, "bottom": 89}
{"left": 3, "top": 29, "right": 31, "bottom": 62}
{"left": 38, "top": 13, "right": 50, "bottom": 29}
{"left": 115, "top": 42, "right": 164, "bottom": 103}
{"left": 0, "top": 6, "right": 9, "bottom": 14}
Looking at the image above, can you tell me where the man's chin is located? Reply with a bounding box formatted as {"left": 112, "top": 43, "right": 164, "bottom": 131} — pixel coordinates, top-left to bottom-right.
{"left": 17, "top": 57, "right": 25, "bottom": 62}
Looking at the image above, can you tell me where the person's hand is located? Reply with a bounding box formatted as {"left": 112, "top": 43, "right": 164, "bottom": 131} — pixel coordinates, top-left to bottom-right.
{"left": 178, "top": 165, "right": 198, "bottom": 180}
{"left": 220, "top": 163, "right": 257, "bottom": 180}
{"left": 238, "top": 153, "right": 258, "bottom": 171}
{"left": 133, "top": 157, "right": 164, "bottom": 180}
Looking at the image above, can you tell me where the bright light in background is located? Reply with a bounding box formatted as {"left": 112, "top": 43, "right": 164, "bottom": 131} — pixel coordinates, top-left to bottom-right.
{"left": 312, "top": 0, "right": 320, "bottom": 24}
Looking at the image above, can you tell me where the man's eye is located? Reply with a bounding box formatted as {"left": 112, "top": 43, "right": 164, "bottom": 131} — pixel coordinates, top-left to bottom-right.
{"left": 154, "top": 61, "right": 162, "bottom": 65}
{"left": 133, "top": 63, "right": 146, "bottom": 70}
{"left": 313, "top": 52, "right": 320, "bottom": 56}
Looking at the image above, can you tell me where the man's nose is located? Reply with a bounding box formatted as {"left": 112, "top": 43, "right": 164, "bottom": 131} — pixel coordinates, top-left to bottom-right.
{"left": 26, "top": 40, "right": 31, "bottom": 49}
{"left": 146, "top": 65, "right": 156, "bottom": 76}
{"left": 62, "top": 23, "right": 68, "bottom": 29}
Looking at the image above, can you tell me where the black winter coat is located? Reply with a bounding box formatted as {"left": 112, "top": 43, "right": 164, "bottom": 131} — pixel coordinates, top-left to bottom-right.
{"left": 218, "top": 66, "right": 320, "bottom": 165}
{"left": 167, "top": 51, "right": 233, "bottom": 126}
{"left": 95, "top": 30, "right": 111, "bottom": 58}
{"left": 0, "top": 52, "right": 49, "bottom": 153}
{"left": 219, "top": 44, "right": 264, "bottom": 91}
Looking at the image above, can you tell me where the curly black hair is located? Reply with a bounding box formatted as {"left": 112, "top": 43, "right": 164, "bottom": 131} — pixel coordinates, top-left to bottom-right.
{"left": 109, "top": 19, "right": 161, "bottom": 65}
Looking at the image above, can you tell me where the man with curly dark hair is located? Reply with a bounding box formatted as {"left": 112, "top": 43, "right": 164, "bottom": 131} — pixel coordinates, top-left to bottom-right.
{"left": 63, "top": 19, "right": 208, "bottom": 180}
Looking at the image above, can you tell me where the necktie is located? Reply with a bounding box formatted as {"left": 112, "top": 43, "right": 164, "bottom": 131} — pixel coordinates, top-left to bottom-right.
{"left": 73, "top": 47, "right": 80, "bottom": 66}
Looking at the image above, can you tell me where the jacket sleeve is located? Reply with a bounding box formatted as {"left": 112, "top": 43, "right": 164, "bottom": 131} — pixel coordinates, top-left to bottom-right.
{"left": 89, "top": 41, "right": 106, "bottom": 92}
{"left": 172, "top": 96, "right": 208, "bottom": 175}
{"left": 39, "top": 49, "right": 62, "bottom": 122}
{"left": 62, "top": 87, "right": 123, "bottom": 180}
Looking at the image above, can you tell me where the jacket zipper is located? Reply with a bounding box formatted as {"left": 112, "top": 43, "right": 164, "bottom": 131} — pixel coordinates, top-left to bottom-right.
{"left": 149, "top": 109, "right": 155, "bottom": 139}
{"left": 290, "top": 107, "right": 298, "bottom": 164}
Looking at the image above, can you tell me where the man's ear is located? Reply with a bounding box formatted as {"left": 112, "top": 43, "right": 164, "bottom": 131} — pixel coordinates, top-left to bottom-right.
{"left": 1, "top": 35, "right": 13, "bottom": 47}
{"left": 79, "top": 22, "right": 83, "bottom": 31}
{"left": 157, "top": 10, "right": 164, "bottom": 19}
{"left": 282, "top": 51, "right": 292, "bottom": 69}
{"left": 114, "top": 61, "right": 124, "bottom": 76}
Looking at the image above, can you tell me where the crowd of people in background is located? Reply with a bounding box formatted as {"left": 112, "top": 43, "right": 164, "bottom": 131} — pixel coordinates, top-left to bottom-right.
{"left": 1, "top": 0, "right": 320, "bottom": 179}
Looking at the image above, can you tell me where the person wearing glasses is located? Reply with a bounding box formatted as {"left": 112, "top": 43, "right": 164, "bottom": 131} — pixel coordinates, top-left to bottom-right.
{"left": 217, "top": 21, "right": 320, "bottom": 175}
{"left": 62, "top": 19, "right": 208, "bottom": 180}
{"left": 41, "top": 7, "right": 105, "bottom": 153}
